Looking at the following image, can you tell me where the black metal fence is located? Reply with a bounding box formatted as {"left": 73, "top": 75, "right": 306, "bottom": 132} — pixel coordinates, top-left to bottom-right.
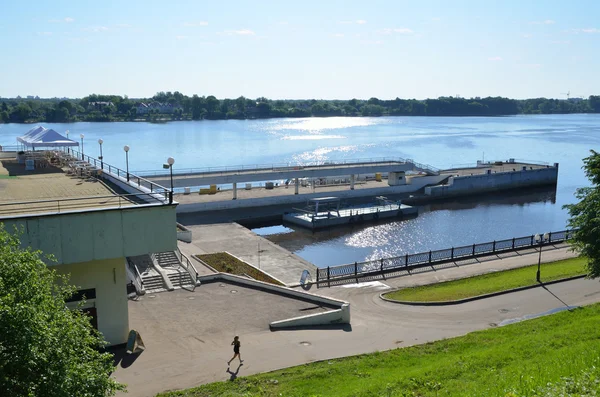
{"left": 316, "top": 229, "right": 574, "bottom": 285}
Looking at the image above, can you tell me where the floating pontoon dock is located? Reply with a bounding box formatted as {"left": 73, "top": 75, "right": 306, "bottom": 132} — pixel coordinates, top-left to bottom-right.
{"left": 283, "top": 196, "right": 417, "bottom": 230}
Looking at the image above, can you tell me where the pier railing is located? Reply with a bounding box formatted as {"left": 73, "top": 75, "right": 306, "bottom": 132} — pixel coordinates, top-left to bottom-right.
{"left": 64, "top": 148, "right": 172, "bottom": 202}
{"left": 133, "top": 156, "right": 440, "bottom": 177}
{"left": 316, "top": 229, "right": 574, "bottom": 286}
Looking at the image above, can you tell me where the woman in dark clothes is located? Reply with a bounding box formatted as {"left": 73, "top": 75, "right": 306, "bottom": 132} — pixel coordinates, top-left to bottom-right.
{"left": 228, "top": 335, "right": 243, "bottom": 366}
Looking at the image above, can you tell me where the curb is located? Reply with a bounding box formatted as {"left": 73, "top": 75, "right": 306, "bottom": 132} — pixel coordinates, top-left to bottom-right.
{"left": 379, "top": 274, "right": 587, "bottom": 306}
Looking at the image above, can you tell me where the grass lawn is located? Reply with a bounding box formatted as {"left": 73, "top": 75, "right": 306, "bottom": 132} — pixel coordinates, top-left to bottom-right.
{"left": 157, "top": 303, "right": 600, "bottom": 396}
{"left": 196, "top": 252, "right": 284, "bottom": 286}
{"left": 383, "top": 257, "right": 587, "bottom": 303}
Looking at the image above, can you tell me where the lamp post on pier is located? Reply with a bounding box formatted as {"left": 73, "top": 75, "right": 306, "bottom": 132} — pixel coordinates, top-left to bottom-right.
{"left": 534, "top": 232, "right": 550, "bottom": 283}
{"left": 80, "top": 134, "right": 85, "bottom": 160}
{"left": 65, "top": 130, "right": 70, "bottom": 154}
{"left": 123, "top": 145, "right": 130, "bottom": 182}
{"left": 163, "top": 157, "right": 175, "bottom": 204}
{"left": 98, "top": 139, "right": 104, "bottom": 169}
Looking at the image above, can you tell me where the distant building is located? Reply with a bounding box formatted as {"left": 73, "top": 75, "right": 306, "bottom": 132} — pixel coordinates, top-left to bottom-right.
{"left": 87, "top": 102, "right": 115, "bottom": 111}
{"left": 135, "top": 102, "right": 182, "bottom": 114}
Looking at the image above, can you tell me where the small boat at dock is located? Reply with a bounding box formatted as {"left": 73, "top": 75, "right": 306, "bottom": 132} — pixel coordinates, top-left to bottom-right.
{"left": 283, "top": 196, "right": 417, "bottom": 230}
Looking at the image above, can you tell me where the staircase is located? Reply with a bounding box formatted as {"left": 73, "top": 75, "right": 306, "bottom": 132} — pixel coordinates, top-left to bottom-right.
{"left": 127, "top": 254, "right": 168, "bottom": 294}
{"left": 143, "top": 274, "right": 167, "bottom": 292}
{"left": 154, "top": 251, "right": 197, "bottom": 290}
{"left": 168, "top": 271, "right": 195, "bottom": 289}
{"left": 154, "top": 251, "right": 181, "bottom": 269}
{"left": 406, "top": 158, "right": 440, "bottom": 176}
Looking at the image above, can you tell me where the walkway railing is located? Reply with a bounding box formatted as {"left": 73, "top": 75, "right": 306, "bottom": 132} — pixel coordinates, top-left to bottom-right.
{"left": 0, "top": 192, "right": 164, "bottom": 217}
{"left": 126, "top": 258, "right": 145, "bottom": 295}
{"left": 316, "top": 229, "right": 574, "bottom": 285}
{"left": 133, "top": 156, "right": 440, "bottom": 177}
{"left": 64, "top": 148, "right": 172, "bottom": 202}
{"left": 175, "top": 248, "right": 200, "bottom": 289}
{"left": 0, "top": 145, "right": 19, "bottom": 152}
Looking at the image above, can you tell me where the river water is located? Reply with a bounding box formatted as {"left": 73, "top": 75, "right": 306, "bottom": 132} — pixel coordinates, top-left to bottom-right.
{"left": 1, "top": 115, "right": 598, "bottom": 267}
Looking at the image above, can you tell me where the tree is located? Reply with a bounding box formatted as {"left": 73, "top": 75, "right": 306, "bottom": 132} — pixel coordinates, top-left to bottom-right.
{"left": 0, "top": 225, "right": 125, "bottom": 396}
{"left": 564, "top": 150, "right": 600, "bottom": 278}
{"left": 191, "top": 95, "right": 203, "bottom": 120}
{"left": 589, "top": 96, "right": 600, "bottom": 113}
{"left": 10, "top": 103, "right": 31, "bottom": 123}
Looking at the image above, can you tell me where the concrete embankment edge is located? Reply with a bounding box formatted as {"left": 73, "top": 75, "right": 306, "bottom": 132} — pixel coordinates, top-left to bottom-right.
{"left": 379, "top": 274, "right": 586, "bottom": 306}
{"left": 197, "top": 273, "right": 351, "bottom": 328}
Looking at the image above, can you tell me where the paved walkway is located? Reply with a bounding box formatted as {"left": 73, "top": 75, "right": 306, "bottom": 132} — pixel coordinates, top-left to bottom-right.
{"left": 179, "top": 222, "right": 317, "bottom": 286}
{"left": 113, "top": 246, "right": 598, "bottom": 397}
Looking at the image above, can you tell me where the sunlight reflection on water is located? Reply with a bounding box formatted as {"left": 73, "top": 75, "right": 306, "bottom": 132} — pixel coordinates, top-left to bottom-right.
{"left": 268, "top": 117, "right": 387, "bottom": 132}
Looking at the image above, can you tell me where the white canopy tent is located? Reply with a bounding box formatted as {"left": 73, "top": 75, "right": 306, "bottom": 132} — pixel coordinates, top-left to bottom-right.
{"left": 17, "top": 126, "right": 79, "bottom": 149}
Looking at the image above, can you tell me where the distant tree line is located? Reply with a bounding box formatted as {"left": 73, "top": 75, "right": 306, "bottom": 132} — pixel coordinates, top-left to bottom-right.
{"left": 1, "top": 92, "right": 600, "bottom": 123}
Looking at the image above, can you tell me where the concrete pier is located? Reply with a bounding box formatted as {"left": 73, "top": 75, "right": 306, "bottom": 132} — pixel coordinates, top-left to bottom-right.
{"left": 172, "top": 161, "right": 556, "bottom": 215}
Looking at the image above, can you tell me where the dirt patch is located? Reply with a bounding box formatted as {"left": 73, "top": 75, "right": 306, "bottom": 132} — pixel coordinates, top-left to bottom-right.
{"left": 197, "top": 252, "right": 284, "bottom": 286}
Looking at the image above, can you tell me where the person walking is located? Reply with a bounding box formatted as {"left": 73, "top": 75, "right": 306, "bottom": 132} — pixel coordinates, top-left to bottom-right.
{"left": 227, "top": 335, "right": 243, "bottom": 366}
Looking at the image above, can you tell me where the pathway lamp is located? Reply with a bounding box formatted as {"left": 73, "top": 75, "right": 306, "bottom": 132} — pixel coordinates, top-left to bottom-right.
{"left": 534, "top": 232, "right": 550, "bottom": 283}
{"left": 80, "top": 134, "right": 85, "bottom": 160}
{"left": 98, "top": 138, "right": 104, "bottom": 168}
{"left": 163, "top": 157, "right": 175, "bottom": 204}
{"left": 124, "top": 145, "right": 130, "bottom": 182}
{"left": 65, "top": 130, "right": 70, "bottom": 154}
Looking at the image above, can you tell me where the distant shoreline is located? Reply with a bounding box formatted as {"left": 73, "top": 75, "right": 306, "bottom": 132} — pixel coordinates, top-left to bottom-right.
{"left": 2, "top": 112, "right": 598, "bottom": 125}
{"left": 2, "top": 94, "right": 598, "bottom": 124}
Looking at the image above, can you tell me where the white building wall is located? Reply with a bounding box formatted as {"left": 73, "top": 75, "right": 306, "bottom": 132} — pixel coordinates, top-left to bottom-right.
{"left": 57, "top": 257, "right": 129, "bottom": 346}
{"left": 2, "top": 205, "right": 177, "bottom": 265}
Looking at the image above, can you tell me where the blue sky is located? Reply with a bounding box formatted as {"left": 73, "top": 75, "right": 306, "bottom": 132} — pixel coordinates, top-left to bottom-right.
{"left": 1, "top": 0, "right": 599, "bottom": 99}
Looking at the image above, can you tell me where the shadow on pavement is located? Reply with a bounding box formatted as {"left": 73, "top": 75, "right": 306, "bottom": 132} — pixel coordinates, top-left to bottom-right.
{"left": 226, "top": 363, "right": 243, "bottom": 381}
{"left": 541, "top": 283, "right": 572, "bottom": 309}
{"left": 109, "top": 345, "right": 143, "bottom": 369}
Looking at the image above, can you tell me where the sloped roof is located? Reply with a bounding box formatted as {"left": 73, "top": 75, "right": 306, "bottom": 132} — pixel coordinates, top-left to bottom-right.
{"left": 17, "top": 127, "right": 79, "bottom": 148}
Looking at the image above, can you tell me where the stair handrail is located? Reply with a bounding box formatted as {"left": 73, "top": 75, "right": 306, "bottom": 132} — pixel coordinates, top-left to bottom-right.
{"left": 126, "top": 257, "right": 146, "bottom": 295}
{"left": 175, "top": 248, "right": 200, "bottom": 287}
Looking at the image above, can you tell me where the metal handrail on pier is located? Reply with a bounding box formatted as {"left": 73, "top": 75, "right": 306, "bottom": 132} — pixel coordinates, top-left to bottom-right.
{"left": 133, "top": 156, "right": 441, "bottom": 178}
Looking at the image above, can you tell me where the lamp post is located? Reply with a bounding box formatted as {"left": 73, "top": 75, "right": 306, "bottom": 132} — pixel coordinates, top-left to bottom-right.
{"left": 534, "top": 232, "right": 550, "bottom": 283}
{"left": 65, "top": 130, "right": 70, "bottom": 154}
{"left": 124, "top": 145, "right": 130, "bottom": 182}
{"left": 98, "top": 139, "right": 104, "bottom": 169}
{"left": 163, "top": 157, "right": 175, "bottom": 204}
{"left": 80, "top": 134, "right": 85, "bottom": 160}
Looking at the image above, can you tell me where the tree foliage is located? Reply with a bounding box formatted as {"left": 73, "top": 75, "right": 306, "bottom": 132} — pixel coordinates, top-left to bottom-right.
{"left": 0, "top": 224, "right": 125, "bottom": 396}
{"left": 1, "top": 93, "right": 599, "bottom": 124}
{"left": 564, "top": 150, "right": 600, "bottom": 278}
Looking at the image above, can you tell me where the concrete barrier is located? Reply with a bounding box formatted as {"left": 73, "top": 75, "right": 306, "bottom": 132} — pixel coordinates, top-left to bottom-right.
{"left": 270, "top": 304, "right": 351, "bottom": 329}
{"left": 425, "top": 167, "right": 558, "bottom": 197}
{"left": 197, "top": 273, "right": 350, "bottom": 328}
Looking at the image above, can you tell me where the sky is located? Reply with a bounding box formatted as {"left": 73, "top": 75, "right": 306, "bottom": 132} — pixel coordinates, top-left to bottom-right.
{"left": 0, "top": 0, "right": 599, "bottom": 100}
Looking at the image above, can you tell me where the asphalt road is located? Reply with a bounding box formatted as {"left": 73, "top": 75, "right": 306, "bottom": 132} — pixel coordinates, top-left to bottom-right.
{"left": 113, "top": 248, "right": 599, "bottom": 397}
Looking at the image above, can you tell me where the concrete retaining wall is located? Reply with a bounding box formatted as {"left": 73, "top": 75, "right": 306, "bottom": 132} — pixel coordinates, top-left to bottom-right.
{"left": 197, "top": 273, "right": 350, "bottom": 328}
{"left": 269, "top": 304, "right": 350, "bottom": 329}
{"left": 177, "top": 174, "right": 448, "bottom": 213}
{"left": 176, "top": 223, "right": 192, "bottom": 243}
{"left": 425, "top": 167, "right": 558, "bottom": 197}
